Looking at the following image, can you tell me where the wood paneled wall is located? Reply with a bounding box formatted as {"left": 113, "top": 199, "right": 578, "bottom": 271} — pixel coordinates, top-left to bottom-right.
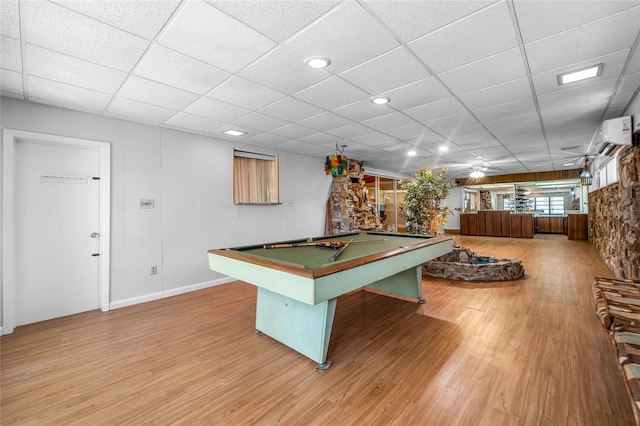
{"left": 456, "top": 169, "right": 581, "bottom": 186}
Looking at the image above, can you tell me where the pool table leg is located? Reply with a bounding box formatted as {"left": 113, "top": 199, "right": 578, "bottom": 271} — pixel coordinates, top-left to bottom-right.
{"left": 365, "top": 266, "right": 423, "bottom": 302}
{"left": 255, "top": 287, "right": 337, "bottom": 369}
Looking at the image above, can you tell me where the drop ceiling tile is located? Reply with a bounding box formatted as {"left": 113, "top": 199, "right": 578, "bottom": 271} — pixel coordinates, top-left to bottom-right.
{"left": 617, "top": 72, "right": 640, "bottom": 94}
{"left": 285, "top": 1, "right": 399, "bottom": 74}
{"left": 326, "top": 122, "right": 376, "bottom": 139}
{"left": 163, "top": 112, "right": 225, "bottom": 133}
{"left": 448, "top": 132, "right": 501, "bottom": 148}
{"left": 426, "top": 112, "right": 479, "bottom": 132}
{"left": 609, "top": 91, "right": 634, "bottom": 111}
{"left": 240, "top": 46, "right": 331, "bottom": 95}
{"left": 119, "top": 76, "right": 200, "bottom": 110}
{"left": 24, "top": 0, "right": 149, "bottom": 72}
{"left": 509, "top": 142, "right": 549, "bottom": 154}
{"left": 409, "top": 2, "right": 518, "bottom": 73}
{"left": 158, "top": 0, "right": 276, "bottom": 72}
{"left": 384, "top": 124, "right": 440, "bottom": 142}
{"left": 246, "top": 132, "right": 292, "bottom": 146}
{"left": 483, "top": 112, "right": 541, "bottom": 132}
{"left": 270, "top": 123, "right": 318, "bottom": 139}
{"left": 207, "top": 76, "right": 285, "bottom": 110}
{"left": 135, "top": 44, "right": 230, "bottom": 94}
{"left": 28, "top": 75, "right": 112, "bottom": 112}
{"left": 439, "top": 48, "right": 528, "bottom": 94}
{"left": 297, "top": 112, "right": 352, "bottom": 131}
{"left": 531, "top": 50, "right": 629, "bottom": 95}
{"left": 604, "top": 108, "right": 626, "bottom": 120}
{"left": 514, "top": 1, "right": 638, "bottom": 43}
{"left": 299, "top": 132, "right": 342, "bottom": 145}
{"left": 26, "top": 44, "right": 127, "bottom": 94}
{"left": 458, "top": 78, "right": 532, "bottom": 111}
{"left": 212, "top": 1, "right": 339, "bottom": 42}
{"left": 107, "top": 96, "right": 177, "bottom": 125}
{"left": 333, "top": 98, "right": 394, "bottom": 122}
{"left": 259, "top": 97, "right": 324, "bottom": 122}
{"left": 361, "top": 112, "right": 417, "bottom": 132}
{"left": 350, "top": 132, "right": 398, "bottom": 147}
{"left": 304, "top": 145, "right": 336, "bottom": 156}
{"left": 525, "top": 7, "right": 640, "bottom": 74}
{"left": 340, "top": 47, "right": 430, "bottom": 95}
{"left": 541, "top": 98, "right": 609, "bottom": 123}
{"left": 474, "top": 98, "right": 537, "bottom": 122}
{"left": 493, "top": 123, "right": 545, "bottom": 144}
{"left": 1, "top": 35, "right": 21, "bottom": 72}
{"left": 628, "top": 46, "right": 640, "bottom": 73}
{"left": 275, "top": 140, "right": 316, "bottom": 153}
{"left": 537, "top": 78, "right": 616, "bottom": 110}
{"left": 440, "top": 123, "right": 492, "bottom": 140}
{"left": 1, "top": 0, "right": 20, "bottom": 38}
{"left": 380, "top": 77, "right": 452, "bottom": 111}
{"left": 467, "top": 145, "right": 512, "bottom": 159}
{"left": 51, "top": 0, "right": 181, "bottom": 40}
{"left": 295, "top": 77, "right": 368, "bottom": 110}
{"left": 233, "top": 112, "right": 290, "bottom": 132}
{"left": 185, "top": 96, "right": 252, "bottom": 122}
{"left": 1, "top": 68, "right": 23, "bottom": 96}
{"left": 544, "top": 116, "right": 599, "bottom": 142}
{"left": 364, "top": 1, "right": 494, "bottom": 43}
{"left": 404, "top": 97, "right": 468, "bottom": 123}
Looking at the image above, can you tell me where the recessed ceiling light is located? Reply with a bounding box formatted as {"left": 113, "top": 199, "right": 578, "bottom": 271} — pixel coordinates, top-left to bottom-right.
{"left": 371, "top": 96, "right": 390, "bottom": 105}
{"left": 304, "top": 56, "right": 331, "bottom": 69}
{"left": 562, "top": 162, "right": 575, "bottom": 166}
{"left": 407, "top": 150, "right": 416, "bottom": 157}
{"left": 224, "top": 129, "right": 246, "bottom": 136}
{"left": 438, "top": 145, "right": 449, "bottom": 152}
{"left": 558, "top": 64, "right": 602, "bottom": 85}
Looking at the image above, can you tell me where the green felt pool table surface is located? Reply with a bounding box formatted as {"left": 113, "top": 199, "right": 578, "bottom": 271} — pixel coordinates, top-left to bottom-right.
{"left": 226, "top": 232, "right": 444, "bottom": 273}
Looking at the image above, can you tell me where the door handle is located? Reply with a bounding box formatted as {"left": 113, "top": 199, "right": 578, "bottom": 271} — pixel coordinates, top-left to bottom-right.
{"left": 92, "top": 253, "right": 100, "bottom": 257}
{"left": 91, "top": 232, "right": 100, "bottom": 238}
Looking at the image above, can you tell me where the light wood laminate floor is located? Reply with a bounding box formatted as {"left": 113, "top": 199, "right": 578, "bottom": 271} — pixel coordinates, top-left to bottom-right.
{"left": 1, "top": 234, "right": 634, "bottom": 425}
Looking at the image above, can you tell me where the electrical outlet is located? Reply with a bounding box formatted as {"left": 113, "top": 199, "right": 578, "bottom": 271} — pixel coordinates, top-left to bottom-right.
{"left": 151, "top": 265, "right": 157, "bottom": 275}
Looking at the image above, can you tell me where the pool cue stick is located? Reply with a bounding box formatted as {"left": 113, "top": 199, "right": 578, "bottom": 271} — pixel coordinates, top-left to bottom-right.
{"left": 263, "top": 238, "right": 387, "bottom": 249}
{"left": 330, "top": 239, "right": 353, "bottom": 262}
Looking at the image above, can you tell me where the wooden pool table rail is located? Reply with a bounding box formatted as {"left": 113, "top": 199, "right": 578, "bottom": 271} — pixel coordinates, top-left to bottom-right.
{"left": 207, "top": 235, "right": 454, "bottom": 280}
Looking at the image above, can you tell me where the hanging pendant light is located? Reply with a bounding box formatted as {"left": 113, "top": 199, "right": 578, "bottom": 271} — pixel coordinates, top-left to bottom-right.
{"left": 580, "top": 156, "right": 592, "bottom": 186}
{"left": 325, "top": 143, "right": 348, "bottom": 177}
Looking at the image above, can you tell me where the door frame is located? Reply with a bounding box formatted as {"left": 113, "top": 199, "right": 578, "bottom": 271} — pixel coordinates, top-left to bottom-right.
{"left": 2, "top": 129, "right": 111, "bottom": 334}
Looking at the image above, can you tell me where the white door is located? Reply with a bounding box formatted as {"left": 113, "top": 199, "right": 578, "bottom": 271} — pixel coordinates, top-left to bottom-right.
{"left": 15, "top": 140, "right": 101, "bottom": 326}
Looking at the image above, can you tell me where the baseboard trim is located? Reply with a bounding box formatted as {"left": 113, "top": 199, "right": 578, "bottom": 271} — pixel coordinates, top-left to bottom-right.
{"left": 109, "top": 277, "right": 235, "bottom": 310}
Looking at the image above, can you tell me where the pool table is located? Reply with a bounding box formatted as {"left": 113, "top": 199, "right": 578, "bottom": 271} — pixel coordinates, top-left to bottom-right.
{"left": 207, "top": 231, "right": 454, "bottom": 370}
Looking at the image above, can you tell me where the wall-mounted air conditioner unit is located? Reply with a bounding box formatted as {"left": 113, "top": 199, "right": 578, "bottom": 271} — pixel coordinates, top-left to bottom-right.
{"left": 599, "top": 116, "right": 632, "bottom": 156}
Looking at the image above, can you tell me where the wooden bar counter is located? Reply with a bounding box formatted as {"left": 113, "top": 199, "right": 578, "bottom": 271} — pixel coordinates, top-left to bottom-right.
{"left": 460, "top": 211, "right": 534, "bottom": 238}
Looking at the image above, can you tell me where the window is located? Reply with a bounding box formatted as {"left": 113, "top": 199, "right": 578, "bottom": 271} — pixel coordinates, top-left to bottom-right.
{"left": 533, "top": 196, "right": 565, "bottom": 214}
{"left": 233, "top": 149, "right": 279, "bottom": 205}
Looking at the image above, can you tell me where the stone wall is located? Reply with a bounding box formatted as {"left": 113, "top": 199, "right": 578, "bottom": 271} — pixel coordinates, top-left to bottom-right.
{"left": 480, "top": 190, "right": 493, "bottom": 210}
{"left": 328, "top": 160, "right": 383, "bottom": 235}
{"left": 589, "top": 147, "right": 640, "bottom": 279}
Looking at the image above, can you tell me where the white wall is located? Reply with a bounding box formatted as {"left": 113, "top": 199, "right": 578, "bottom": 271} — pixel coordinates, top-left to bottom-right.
{"left": 0, "top": 97, "right": 332, "bottom": 321}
